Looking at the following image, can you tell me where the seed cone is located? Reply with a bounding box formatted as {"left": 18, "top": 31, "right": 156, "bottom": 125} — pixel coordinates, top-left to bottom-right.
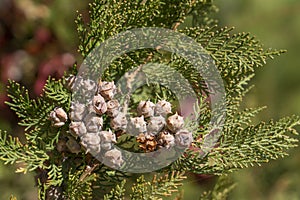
{"left": 127, "top": 116, "right": 147, "bottom": 135}
{"left": 147, "top": 115, "right": 166, "bottom": 134}
{"left": 157, "top": 130, "right": 175, "bottom": 149}
{"left": 66, "top": 137, "right": 81, "bottom": 154}
{"left": 137, "top": 133, "right": 157, "bottom": 152}
{"left": 49, "top": 107, "right": 68, "bottom": 127}
{"left": 99, "top": 130, "right": 116, "bottom": 150}
{"left": 137, "top": 100, "right": 155, "bottom": 118}
{"left": 175, "top": 129, "right": 193, "bottom": 148}
{"left": 110, "top": 112, "right": 127, "bottom": 131}
{"left": 93, "top": 94, "right": 107, "bottom": 115}
{"left": 81, "top": 133, "right": 101, "bottom": 153}
{"left": 69, "top": 121, "right": 87, "bottom": 137}
{"left": 103, "top": 148, "right": 123, "bottom": 168}
{"left": 155, "top": 100, "right": 172, "bottom": 116}
{"left": 69, "top": 102, "right": 86, "bottom": 121}
{"left": 84, "top": 114, "right": 103, "bottom": 133}
{"left": 98, "top": 81, "right": 116, "bottom": 100}
{"left": 106, "top": 99, "right": 120, "bottom": 117}
{"left": 166, "top": 113, "right": 184, "bottom": 132}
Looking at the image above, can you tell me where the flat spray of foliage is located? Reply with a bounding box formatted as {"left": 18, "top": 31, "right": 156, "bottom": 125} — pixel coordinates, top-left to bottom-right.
{"left": 1, "top": 0, "right": 299, "bottom": 199}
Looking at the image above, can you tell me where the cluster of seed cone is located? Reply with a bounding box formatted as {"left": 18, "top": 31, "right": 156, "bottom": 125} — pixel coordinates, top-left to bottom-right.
{"left": 134, "top": 100, "right": 193, "bottom": 152}
{"left": 50, "top": 75, "right": 193, "bottom": 168}
{"left": 67, "top": 75, "right": 123, "bottom": 168}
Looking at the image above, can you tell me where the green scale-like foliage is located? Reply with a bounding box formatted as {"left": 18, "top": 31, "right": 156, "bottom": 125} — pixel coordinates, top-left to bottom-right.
{"left": 104, "top": 171, "right": 187, "bottom": 200}
{"left": 0, "top": 0, "right": 299, "bottom": 199}
{"left": 0, "top": 131, "right": 49, "bottom": 173}
{"left": 199, "top": 176, "right": 236, "bottom": 200}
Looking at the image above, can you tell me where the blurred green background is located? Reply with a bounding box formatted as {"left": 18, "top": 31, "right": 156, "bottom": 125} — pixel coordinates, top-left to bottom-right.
{"left": 217, "top": 1, "right": 300, "bottom": 200}
{"left": 0, "top": 0, "right": 299, "bottom": 199}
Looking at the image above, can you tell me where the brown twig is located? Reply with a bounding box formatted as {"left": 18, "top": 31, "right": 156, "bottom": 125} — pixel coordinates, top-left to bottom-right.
{"left": 79, "top": 163, "right": 99, "bottom": 182}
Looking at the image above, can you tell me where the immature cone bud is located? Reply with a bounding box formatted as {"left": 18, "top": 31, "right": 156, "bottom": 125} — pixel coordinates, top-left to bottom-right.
{"left": 175, "top": 129, "right": 193, "bottom": 148}
{"left": 137, "top": 100, "right": 155, "bottom": 118}
{"left": 98, "top": 81, "right": 116, "bottom": 100}
{"left": 100, "top": 130, "right": 116, "bottom": 150}
{"left": 69, "top": 121, "right": 87, "bottom": 137}
{"left": 69, "top": 102, "right": 86, "bottom": 121}
{"left": 93, "top": 94, "right": 107, "bottom": 115}
{"left": 166, "top": 113, "right": 184, "bottom": 132}
{"left": 157, "top": 131, "right": 175, "bottom": 149}
{"left": 147, "top": 115, "right": 166, "bottom": 134}
{"left": 155, "top": 100, "right": 172, "bottom": 116}
{"left": 66, "top": 137, "right": 81, "bottom": 154}
{"left": 106, "top": 99, "right": 120, "bottom": 117}
{"left": 103, "top": 148, "right": 123, "bottom": 168}
{"left": 84, "top": 114, "right": 103, "bottom": 133}
{"left": 49, "top": 107, "right": 68, "bottom": 127}
{"left": 81, "top": 133, "right": 101, "bottom": 153}
{"left": 127, "top": 116, "right": 147, "bottom": 135}
{"left": 110, "top": 112, "right": 127, "bottom": 131}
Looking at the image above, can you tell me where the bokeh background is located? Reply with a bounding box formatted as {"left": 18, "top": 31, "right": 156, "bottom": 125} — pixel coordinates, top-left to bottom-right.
{"left": 0, "top": 0, "right": 299, "bottom": 199}
{"left": 217, "top": 1, "right": 300, "bottom": 199}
